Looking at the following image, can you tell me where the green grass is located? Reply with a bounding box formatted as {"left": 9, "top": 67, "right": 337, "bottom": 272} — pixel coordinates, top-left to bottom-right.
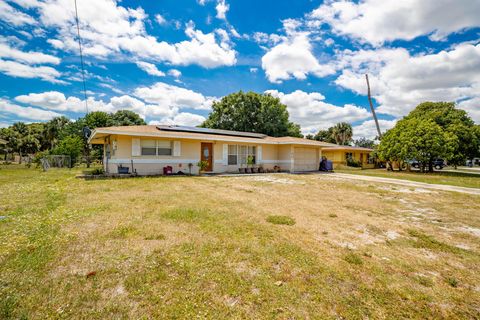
{"left": 336, "top": 168, "right": 480, "bottom": 189}
{"left": 266, "top": 215, "right": 296, "bottom": 226}
{"left": 1, "top": 166, "right": 480, "bottom": 318}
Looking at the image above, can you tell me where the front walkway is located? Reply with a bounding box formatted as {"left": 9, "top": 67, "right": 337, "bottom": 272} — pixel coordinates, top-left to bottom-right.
{"left": 329, "top": 172, "right": 480, "bottom": 196}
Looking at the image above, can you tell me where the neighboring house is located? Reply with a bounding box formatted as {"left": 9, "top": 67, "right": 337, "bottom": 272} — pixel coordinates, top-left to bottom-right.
{"left": 0, "top": 138, "right": 6, "bottom": 145}
{"left": 88, "top": 125, "right": 339, "bottom": 175}
{"left": 322, "top": 146, "right": 374, "bottom": 169}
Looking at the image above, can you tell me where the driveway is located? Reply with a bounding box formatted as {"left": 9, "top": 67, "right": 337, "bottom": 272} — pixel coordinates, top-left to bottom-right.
{"left": 330, "top": 172, "right": 480, "bottom": 196}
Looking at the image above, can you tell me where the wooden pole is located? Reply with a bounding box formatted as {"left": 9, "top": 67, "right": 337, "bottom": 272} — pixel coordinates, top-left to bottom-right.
{"left": 365, "top": 74, "right": 382, "bottom": 139}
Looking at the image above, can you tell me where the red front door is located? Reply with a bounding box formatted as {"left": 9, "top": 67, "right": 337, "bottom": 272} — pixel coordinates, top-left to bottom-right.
{"left": 201, "top": 143, "right": 213, "bottom": 171}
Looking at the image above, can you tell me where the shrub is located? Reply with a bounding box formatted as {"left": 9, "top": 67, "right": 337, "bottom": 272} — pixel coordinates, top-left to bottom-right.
{"left": 266, "top": 215, "right": 296, "bottom": 226}
{"left": 344, "top": 252, "right": 363, "bottom": 265}
{"left": 446, "top": 277, "right": 459, "bottom": 287}
{"left": 90, "top": 168, "right": 104, "bottom": 175}
{"left": 346, "top": 158, "right": 362, "bottom": 167}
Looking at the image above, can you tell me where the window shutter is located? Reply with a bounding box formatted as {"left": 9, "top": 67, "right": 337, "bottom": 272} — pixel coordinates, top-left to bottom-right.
{"left": 132, "top": 138, "right": 141, "bottom": 156}
{"left": 257, "top": 145, "right": 262, "bottom": 164}
{"left": 223, "top": 144, "right": 228, "bottom": 165}
{"left": 173, "top": 141, "right": 181, "bottom": 157}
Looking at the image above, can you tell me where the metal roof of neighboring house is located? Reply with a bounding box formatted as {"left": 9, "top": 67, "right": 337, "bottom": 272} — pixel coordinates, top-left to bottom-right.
{"left": 322, "top": 145, "right": 374, "bottom": 152}
{"left": 88, "top": 125, "right": 339, "bottom": 147}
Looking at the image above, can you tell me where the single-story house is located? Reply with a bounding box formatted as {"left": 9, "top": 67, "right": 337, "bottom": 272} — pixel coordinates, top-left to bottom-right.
{"left": 88, "top": 125, "right": 341, "bottom": 175}
{"left": 322, "top": 146, "right": 374, "bottom": 169}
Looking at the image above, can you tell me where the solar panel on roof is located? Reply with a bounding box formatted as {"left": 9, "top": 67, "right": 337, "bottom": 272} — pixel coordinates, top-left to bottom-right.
{"left": 156, "top": 125, "right": 267, "bottom": 139}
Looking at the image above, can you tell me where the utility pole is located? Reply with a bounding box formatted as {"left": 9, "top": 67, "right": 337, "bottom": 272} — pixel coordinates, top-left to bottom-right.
{"left": 365, "top": 74, "right": 382, "bottom": 139}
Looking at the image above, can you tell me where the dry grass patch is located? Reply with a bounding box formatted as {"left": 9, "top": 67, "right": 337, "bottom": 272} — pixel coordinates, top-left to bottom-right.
{"left": 266, "top": 215, "right": 296, "bottom": 226}
{"left": 1, "top": 167, "right": 480, "bottom": 319}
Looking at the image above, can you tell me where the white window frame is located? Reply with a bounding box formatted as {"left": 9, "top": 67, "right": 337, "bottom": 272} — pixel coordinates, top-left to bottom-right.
{"left": 229, "top": 145, "right": 256, "bottom": 165}
{"left": 228, "top": 145, "right": 238, "bottom": 165}
{"left": 140, "top": 139, "right": 172, "bottom": 156}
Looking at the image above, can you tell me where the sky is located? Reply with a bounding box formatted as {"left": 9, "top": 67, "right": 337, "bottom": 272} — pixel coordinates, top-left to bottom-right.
{"left": 0, "top": 0, "right": 479, "bottom": 139}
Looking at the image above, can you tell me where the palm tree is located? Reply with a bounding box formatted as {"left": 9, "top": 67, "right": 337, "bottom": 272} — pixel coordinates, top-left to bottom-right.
{"left": 332, "top": 122, "right": 353, "bottom": 145}
{"left": 44, "top": 116, "right": 70, "bottom": 149}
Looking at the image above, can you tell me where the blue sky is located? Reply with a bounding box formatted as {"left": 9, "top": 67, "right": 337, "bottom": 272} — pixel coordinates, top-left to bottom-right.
{"left": 0, "top": 0, "right": 479, "bottom": 138}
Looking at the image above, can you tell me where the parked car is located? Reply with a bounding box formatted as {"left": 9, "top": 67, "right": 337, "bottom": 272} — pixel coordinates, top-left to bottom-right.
{"left": 408, "top": 159, "right": 445, "bottom": 170}
{"left": 466, "top": 158, "right": 480, "bottom": 167}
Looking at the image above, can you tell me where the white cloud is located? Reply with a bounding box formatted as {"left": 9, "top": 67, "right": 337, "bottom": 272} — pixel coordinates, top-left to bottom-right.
{"left": 260, "top": 20, "right": 335, "bottom": 83}
{"left": 168, "top": 69, "right": 181, "bottom": 78}
{"left": 134, "top": 82, "right": 216, "bottom": 111}
{"left": 253, "top": 32, "right": 283, "bottom": 45}
{"left": 0, "top": 1, "right": 36, "bottom": 26}
{"left": 457, "top": 97, "right": 480, "bottom": 123}
{"left": 309, "top": 0, "right": 480, "bottom": 45}
{"left": 135, "top": 61, "right": 165, "bottom": 77}
{"left": 261, "top": 32, "right": 336, "bottom": 83}
{"left": 0, "top": 38, "right": 62, "bottom": 82}
{"left": 20, "top": 0, "right": 236, "bottom": 68}
{"left": 0, "top": 98, "right": 61, "bottom": 121}
{"left": 149, "top": 112, "right": 206, "bottom": 127}
{"left": 10, "top": 87, "right": 213, "bottom": 123}
{"left": 352, "top": 119, "right": 397, "bottom": 140}
{"left": 14, "top": 91, "right": 113, "bottom": 113}
{"left": 266, "top": 89, "right": 371, "bottom": 134}
{"left": 0, "top": 59, "right": 62, "bottom": 83}
{"left": 0, "top": 41, "right": 60, "bottom": 64}
{"left": 13, "top": 91, "right": 160, "bottom": 117}
{"left": 215, "top": 0, "right": 229, "bottom": 20}
{"left": 335, "top": 43, "right": 480, "bottom": 119}
{"left": 155, "top": 14, "right": 167, "bottom": 25}
{"left": 249, "top": 67, "right": 258, "bottom": 73}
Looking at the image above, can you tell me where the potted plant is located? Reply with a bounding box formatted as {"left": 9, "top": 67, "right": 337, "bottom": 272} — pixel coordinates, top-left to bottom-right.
{"left": 197, "top": 160, "right": 209, "bottom": 175}
{"left": 117, "top": 164, "right": 129, "bottom": 174}
{"left": 238, "top": 164, "right": 245, "bottom": 174}
{"left": 246, "top": 155, "right": 254, "bottom": 173}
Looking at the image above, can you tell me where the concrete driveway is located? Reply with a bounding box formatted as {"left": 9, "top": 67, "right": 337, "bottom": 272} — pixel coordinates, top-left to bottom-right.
{"left": 330, "top": 172, "right": 480, "bottom": 196}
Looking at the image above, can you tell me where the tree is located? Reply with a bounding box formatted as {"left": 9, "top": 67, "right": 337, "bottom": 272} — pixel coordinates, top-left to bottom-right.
{"left": 378, "top": 117, "right": 453, "bottom": 172}
{"left": 109, "top": 110, "right": 146, "bottom": 126}
{"left": 405, "top": 102, "right": 479, "bottom": 168}
{"left": 51, "top": 135, "right": 84, "bottom": 167}
{"left": 354, "top": 137, "right": 375, "bottom": 149}
{"left": 313, "top": 128, "right": 336, "bottom": 143}
{"left": 331, "top": 122, "right": 353, "bottom": 145}
{"left": 44, "top": 116, "right": 71, "bottom": 149}
{"left": 201, "top": 91, "right": 302, "bottom": 137}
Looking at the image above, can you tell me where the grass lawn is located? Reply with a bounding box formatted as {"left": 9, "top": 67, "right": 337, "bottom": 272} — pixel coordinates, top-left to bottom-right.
{"left": 336, "top": 168, "right": 480, "bottom": 189}
{"left": 1, "top": 166, "right": 480, "bottom": 319}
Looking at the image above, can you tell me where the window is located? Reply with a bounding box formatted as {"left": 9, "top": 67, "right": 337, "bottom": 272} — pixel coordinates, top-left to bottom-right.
{"left": 141, "top": 140, "right": 172, "bottom": 156}
{"left": 157, "top": 140, "right": 172, "bottom": 155}
{"left": 345, "top": 152, "right": 353, "bottom": 160}
{"left": 230, "top": 145, "right": 256, "bottom": 165}
{"left": 141, "top": 140, "right": 156, "bottom": 156}
{"left": 228, "top": 145, "right": 237, "bottom": 165}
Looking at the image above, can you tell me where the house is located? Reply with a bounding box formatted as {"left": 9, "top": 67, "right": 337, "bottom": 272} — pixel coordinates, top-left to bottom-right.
{"left": 87, "top": 125, "right": 340, "bottom": 175}
{"left": 322, "top": 146, "right": 374, "bottom": 169}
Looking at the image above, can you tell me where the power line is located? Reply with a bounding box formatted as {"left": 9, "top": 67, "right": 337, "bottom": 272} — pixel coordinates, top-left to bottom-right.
{"left": 74, "top": 0, "right": 89, "bottom": 114}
